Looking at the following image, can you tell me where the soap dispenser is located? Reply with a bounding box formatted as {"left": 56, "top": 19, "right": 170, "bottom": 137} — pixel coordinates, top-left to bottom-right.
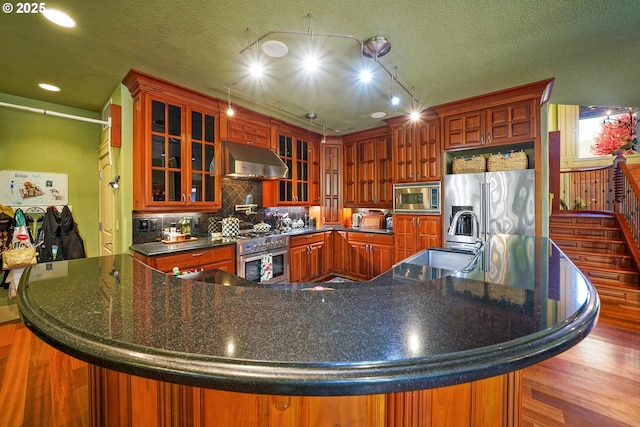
{"left": 180, "top": 217, "right": 191, "bottom": 239}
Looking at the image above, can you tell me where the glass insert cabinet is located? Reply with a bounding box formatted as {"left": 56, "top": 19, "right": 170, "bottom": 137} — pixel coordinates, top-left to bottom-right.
{"left": 125, "top": 70, "right": 222, "bottom": 212}
{"left": 277, "top": 133, "right": 309, "bottom": 204}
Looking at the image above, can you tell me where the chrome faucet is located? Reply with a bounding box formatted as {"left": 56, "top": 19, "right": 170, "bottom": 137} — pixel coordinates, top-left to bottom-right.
{"left": 447, "top": 210, "right": 483, "bottom": 247}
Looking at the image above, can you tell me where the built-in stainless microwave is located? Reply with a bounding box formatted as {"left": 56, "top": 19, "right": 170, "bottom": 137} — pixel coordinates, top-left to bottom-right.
{"left": 393, "top": 182, "right": 441, "bottom": 214}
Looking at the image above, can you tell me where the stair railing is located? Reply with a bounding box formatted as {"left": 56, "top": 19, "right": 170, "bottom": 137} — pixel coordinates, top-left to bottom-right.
{"left": 559, "top": 164, "right": 614, "bottom": 211}
{"left": 615, "top": 161, "right": 640, "bottom": 247}
{"left": 559, "top": 153, "right": 640, "bottom": 246}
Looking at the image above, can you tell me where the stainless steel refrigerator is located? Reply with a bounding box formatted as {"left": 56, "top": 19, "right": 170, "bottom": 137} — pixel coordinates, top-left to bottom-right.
{"left": 443, "top": 169, "right": 535, "bottom": 247}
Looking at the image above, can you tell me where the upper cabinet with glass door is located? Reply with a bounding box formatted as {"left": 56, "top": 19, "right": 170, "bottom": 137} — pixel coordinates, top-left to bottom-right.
{"left": 124, "top": 70, "right": 222, "bottom": 212}
{"left": 263, "top": 121, "right": 321, "bottom": 206}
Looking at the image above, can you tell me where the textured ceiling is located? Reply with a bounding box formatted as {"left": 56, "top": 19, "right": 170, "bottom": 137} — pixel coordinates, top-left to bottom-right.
{"left": 1, "top": 0, "right": 639, "bottom": 134}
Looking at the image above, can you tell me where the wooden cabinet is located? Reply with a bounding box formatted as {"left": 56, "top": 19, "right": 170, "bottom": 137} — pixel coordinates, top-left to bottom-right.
{"left": 343, "top": 127, "right": 393, "bottom": 207}
{"left": 264, "top": 122, "right": 321, "bottom": 206}
{"left": 388, "top": 111, "right": 441, "bottom": 183}
{"left": 442, "top": 108, "right": 485, "bottom": 149}
{"left": 332, "top": 230, "right": 350, "bottom": 276}
{"left": 486, "top": 99, "right": 538, "bottom": 145}
{"left": 343, "top": 141, "right": 358, "bottom": 206}
{"left": 91, "top": 365, "right": 519, "bottom": 427}
{"left": 133, "top": 244, "right": 236, "bottom": 274}
{"left": 347, "top": 232, "right": 394, "bottom": 279}
{"left": 394, "top": 215, "right": 442, "bottom": 262}
{"left": 124, "top": 70, "right": 222, "bottom": 212}
{"left": 224, "top": 108, "right": 271, "bottom": 149}
{"left": 322, "top": 231, "right": 333, "bottom": 274}
{"left": 289, "top": 233, "right": 326, "bottom": 282}
{"left": 321, "top": 143, "right": 342, "bottom": 224}
{"left": 309, "top": 141, "right": 321, "bottom": 205}
{"left": 441, "top": 98, "right": 539, "bottom": 151}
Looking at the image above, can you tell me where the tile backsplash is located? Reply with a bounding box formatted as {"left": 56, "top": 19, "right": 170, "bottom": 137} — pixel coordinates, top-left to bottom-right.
{"left": 132, "top": 178, "right": 308, "bottom": 244}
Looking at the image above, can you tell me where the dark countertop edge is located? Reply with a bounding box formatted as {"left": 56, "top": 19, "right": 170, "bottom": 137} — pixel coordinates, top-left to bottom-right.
{"left": 17, "top": 265, "right": 600, "bottom": 396}
{"left": 130, "top": 226, "right": 394, "bottom": 256}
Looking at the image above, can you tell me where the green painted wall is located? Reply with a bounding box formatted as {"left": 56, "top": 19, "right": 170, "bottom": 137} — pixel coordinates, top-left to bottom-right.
{"left": 0, "top": 93, "right": 101, "bottom": 257}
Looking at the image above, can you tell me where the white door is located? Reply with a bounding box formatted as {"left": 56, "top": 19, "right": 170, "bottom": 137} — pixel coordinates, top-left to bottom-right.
{"left": 98, "top": 142, "right": 115, "bottom": 256}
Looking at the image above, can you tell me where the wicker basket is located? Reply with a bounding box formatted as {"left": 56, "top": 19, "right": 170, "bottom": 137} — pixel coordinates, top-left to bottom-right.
{"left": 452, "top": 155, "right": 486, "bottom": 174}
{"left": 487, "top": 150, "right": 528, "bottom": 172}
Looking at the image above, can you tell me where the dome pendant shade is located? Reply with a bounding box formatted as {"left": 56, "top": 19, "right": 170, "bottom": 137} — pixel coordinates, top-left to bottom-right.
{"left": 362, "top": 36, "right": 391, "bottom": 58}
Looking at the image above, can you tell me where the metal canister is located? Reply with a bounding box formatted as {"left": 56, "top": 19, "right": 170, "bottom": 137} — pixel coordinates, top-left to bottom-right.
{"left": 208, "top": 216, "right": 222, "bottom": 234}
{"left": 221, "top": 216, "right": 240, "bottom": 237}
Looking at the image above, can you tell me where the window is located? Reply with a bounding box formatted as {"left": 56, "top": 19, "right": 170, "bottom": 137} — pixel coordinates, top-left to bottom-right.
{"left": 578, "top": 106, "right": 637, "bottom": 158}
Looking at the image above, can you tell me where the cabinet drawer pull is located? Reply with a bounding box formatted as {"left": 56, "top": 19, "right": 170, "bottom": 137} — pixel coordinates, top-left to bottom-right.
{"left": 191, "top": 253, "right": 204, "bottom": 257}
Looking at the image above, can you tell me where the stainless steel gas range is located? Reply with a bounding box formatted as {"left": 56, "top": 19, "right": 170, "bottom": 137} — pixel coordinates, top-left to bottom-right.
{"left": 235, "top": 232, "right": 289, "bottom": 284}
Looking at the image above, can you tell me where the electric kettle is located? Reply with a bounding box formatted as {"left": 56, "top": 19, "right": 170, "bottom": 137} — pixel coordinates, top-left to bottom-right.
{"left": 352, "top": 213, "right": 363, "bottom": 228}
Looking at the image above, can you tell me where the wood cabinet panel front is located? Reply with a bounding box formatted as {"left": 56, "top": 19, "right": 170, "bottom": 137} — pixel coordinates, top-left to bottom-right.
{"left": 228, "top": 116, "right": 271, "bottom": 148}
{"left": 347, "top": 233, "right": 394, "bottom": 279}
{"left": 332, "top": 230, "right": 350, "bottom": 276}
{"left": 486, "top": 99, "right": 536, "bottom": 145}
{"left": 389, "top": 112, "right": 440, "bottom": 183}
{"left": 443, "top": 110, "right": 485, "bottom": 150}
{"left": 322, "top": 144, "right": 342, "bottom": 224}
{"left": 90, "top": 365, "right": 520, "bottom": 427}
{"left": 133, "top": 245, "right": 235, "bottom": 274}
{"left": 289, "top": 232, "right": 326, "bottom": 282}
{"left": 343, "top": 127, "right": 393, "bottom": 207}
{"left": 394, "top": 215, "right": 441, "bottom": 262}
{"left": 443, "top": 99, "right": 538, "bottom": 150}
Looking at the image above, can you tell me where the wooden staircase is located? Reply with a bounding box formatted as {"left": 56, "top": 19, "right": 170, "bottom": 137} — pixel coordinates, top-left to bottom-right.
{"left": 549, "top": 212, "right": 640, "bottom": 308}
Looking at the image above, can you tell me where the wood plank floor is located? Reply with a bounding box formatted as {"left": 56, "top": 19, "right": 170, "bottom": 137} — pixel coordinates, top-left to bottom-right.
{"left": 0, "top": 301, "right": 638, "bottom": 427}
{"left": 522, "top": 301, "right": 640, "bottom": 427}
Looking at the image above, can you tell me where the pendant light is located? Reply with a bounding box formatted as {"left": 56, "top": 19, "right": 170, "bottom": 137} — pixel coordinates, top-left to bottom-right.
{"left": 226, "top": 87, "right": 234, "bottom": 117}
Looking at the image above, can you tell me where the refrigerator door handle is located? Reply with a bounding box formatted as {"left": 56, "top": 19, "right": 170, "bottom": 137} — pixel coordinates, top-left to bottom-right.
{"left": 486, "top": 181, "right": 491, "bottom": 237}
{"left": 479, "top": 181, "right": 486, "bottom": 237}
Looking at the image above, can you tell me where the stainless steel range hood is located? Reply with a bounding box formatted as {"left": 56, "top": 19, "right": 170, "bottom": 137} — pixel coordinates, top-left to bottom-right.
{"left": 223, "top": 141, "right": 288, "bottom": 180}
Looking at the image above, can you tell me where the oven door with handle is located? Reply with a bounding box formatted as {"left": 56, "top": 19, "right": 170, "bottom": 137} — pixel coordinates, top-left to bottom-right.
{"left": 239, "top": 250, "right": 289, "bottom": 284}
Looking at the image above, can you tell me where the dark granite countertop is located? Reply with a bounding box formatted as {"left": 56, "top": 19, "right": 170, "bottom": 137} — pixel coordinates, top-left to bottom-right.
{"left": 19, "top": 234, "right": 598, "bottom": 396}
{"left": 130, "top": 226, "right": 393, "bottom": 257}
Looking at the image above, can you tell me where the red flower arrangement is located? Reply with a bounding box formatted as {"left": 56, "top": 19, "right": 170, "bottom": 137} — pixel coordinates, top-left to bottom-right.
{"left": 590, "top": 114, "right": 636, "bottom": 156}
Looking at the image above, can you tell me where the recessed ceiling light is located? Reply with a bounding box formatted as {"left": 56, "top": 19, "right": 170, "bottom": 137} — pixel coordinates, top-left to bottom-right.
{"left": 261, "top": 40, "right": 288, "bottom": 58}
{"left": 39, "top": 83, "right": 60, "bottom": 92}
{"left": 43, "top": 9, "right": 76, "bottom": 28}
{"left": 370, "top": 112, "right": 386, "bottom": 119}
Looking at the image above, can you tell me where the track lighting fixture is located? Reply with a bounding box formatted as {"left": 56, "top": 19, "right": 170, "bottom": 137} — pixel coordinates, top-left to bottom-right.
{"left": 390, "top": 67, "right": 400, "bottom": 106}
{"left": 235, "top": 13, "right": 420, "bottom": 130}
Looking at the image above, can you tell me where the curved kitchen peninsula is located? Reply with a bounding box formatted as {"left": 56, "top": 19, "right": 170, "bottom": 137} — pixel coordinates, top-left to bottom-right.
{"left": 18, "top": 234, "right": 598, "bottom": 427}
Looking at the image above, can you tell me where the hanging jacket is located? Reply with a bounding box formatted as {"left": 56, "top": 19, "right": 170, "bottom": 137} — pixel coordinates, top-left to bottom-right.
{"left": 60, "top": 206, "right": 85, "bottom": 260}
{"left": 0, "top": 212, "right": 13, "bottom": 255}
{"left": 38, "top": 207, "right": 63, "bottom": 262}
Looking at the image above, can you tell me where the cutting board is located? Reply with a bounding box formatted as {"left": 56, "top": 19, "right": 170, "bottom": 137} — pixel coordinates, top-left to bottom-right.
{"left": 361, "top": 213, "right": 385, "bottom": 229}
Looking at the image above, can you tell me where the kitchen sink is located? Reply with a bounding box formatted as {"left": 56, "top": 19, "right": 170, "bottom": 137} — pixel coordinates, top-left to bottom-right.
{"left": 402, "top": 247, "right": 480, "bottom": 272}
